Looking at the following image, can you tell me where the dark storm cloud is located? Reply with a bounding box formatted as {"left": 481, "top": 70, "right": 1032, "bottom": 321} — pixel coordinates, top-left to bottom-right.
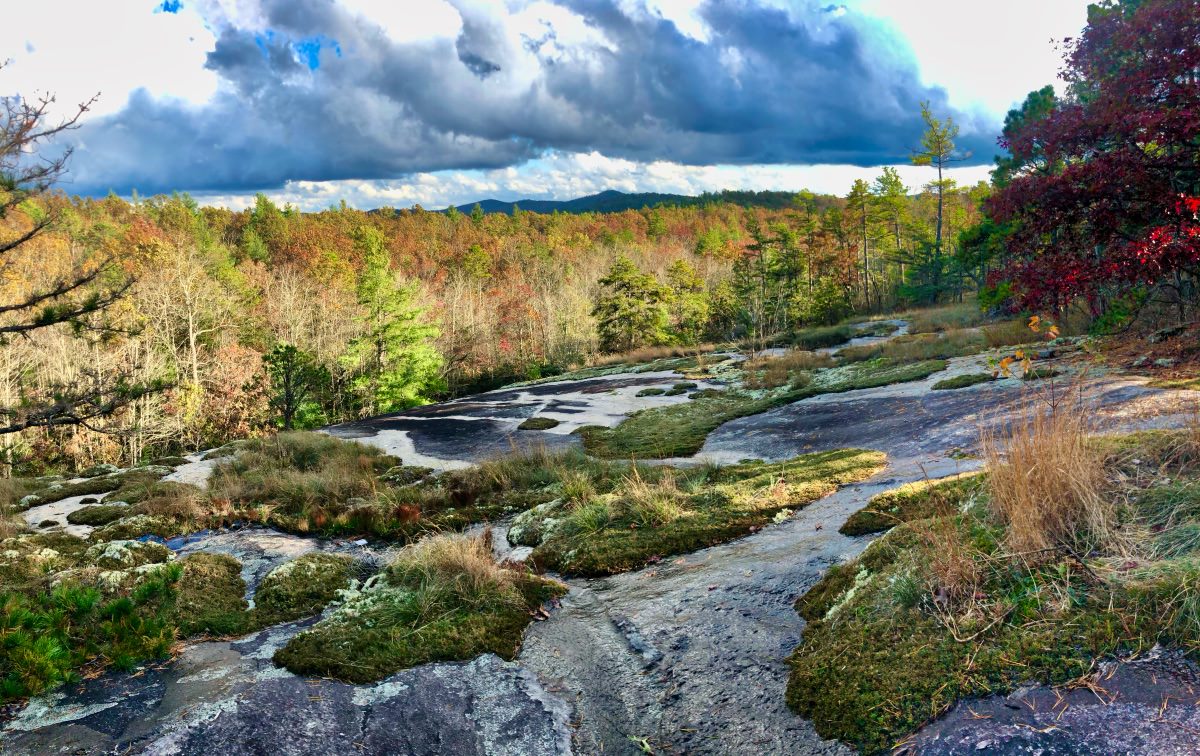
{"left": 66, "top": 0, "right": 996, "bottom": 196}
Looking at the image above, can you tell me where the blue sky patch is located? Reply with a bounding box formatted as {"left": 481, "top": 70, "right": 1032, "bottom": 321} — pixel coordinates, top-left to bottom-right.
{"left": 293, "top": 35, "right": 342, "bottom": 70}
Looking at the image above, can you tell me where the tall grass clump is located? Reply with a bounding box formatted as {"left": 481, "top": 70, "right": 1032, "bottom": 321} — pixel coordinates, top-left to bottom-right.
{"left": 208, "top": 432, "right": 397, "bottom": 528}
{"left": 742, "top": 349, "right": 834, "bottom": 389}
{"left": 790, "top": 324, "right": 855, "bottom": 350}
{"left": 904, "top": 301, "right": 986, "bottom": 334}
{"left": 982, "top": 403, "right": 1112, "bottom": 556}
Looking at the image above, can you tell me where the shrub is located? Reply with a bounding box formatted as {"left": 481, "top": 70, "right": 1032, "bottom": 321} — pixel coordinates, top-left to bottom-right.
{"left": 1, "top": 566, "right": 179, "bottom": 702}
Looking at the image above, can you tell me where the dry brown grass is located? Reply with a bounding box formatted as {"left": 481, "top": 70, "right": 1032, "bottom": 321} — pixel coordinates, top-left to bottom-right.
{"left": 903, "top": 302, "right": 987, "bottom": 334}
{"left": 133, "top": 483, "right": 208, "bottom": 521}
{"left": 982, "top": 401, "right": 1113, "bottom": 557}
{"left": 591, "top": 343, "right": 716, "bottom": 367}
{"left": 616, "top": 467, "right": 688, "bottom": 527}
{"left": 981, "top": 319, "right": 1034, "bottom": 348}
{"left": 387, "top": 532, "right": 522, "bottom": 610}
{"left": 742, "top": 350, "right": 834, "bottom": 389}
{"left": 837, "top": 329, "right": 985, "bottom": 364}
{"left": 919, "top": 517, "right": 982, "bottom": 607}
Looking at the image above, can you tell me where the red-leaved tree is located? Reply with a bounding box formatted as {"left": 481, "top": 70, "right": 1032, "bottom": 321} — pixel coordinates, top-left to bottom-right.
{"left": 989, "top": 0, "right": 1200, "bottom": 318}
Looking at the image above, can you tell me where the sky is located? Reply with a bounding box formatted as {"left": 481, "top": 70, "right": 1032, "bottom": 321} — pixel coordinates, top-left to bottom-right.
{"left": 0, "top": 0, "right": 1089, "bottom": 210}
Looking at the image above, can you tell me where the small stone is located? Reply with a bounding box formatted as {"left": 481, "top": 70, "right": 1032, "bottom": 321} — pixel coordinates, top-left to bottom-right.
{"left": 1150, "top": 324, "right": 1188, "bottom": 343}
{"left": 1132, "top": 356, "right": 1150, "bottom": 368}
{"left": 1154, "top": 357, "right": 1177, "bottom": 368}
{"left": 78, "top": 463, "right": 120, "bottom": 478}
{"left": 1036, "top": 348, "right": 1055, "bottom": 359}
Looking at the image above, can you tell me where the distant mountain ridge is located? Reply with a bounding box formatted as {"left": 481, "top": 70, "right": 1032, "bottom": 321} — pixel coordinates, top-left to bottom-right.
{"left": 446, "top": 188, "right": 815, "bottom": 215}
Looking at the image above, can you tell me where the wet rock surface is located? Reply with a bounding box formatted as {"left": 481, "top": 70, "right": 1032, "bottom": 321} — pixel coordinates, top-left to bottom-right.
{"left": 908, "top": 650, "right": 1200, "bottom": 755}
{"left": 6, "top": 333, "right": 1200, "bottom": 755}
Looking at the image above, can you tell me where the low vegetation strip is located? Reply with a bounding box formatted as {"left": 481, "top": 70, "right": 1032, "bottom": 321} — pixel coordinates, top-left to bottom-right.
{"left": 581, "top": 358, "right": 947, "bottom": 459}
{"left": 522, "top": 448, "right": 887, "bottom": 576}
{"left": 839, "top": 472, "right": 985, "bottom": 536}
{"left": 787, "top": 425, "right": 1200, "bottom": 754}
{"left": 930, "top": 373, "right": 995, "bottom": 391}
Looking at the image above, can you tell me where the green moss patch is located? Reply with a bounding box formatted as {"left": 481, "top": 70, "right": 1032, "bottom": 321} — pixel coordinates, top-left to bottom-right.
{"left": 251, "top": 553, "right": 356, "bottom": 627}
{"left": 1148, "top": 376, "right": 1200, "bottom": 391}
{"left": 525, "top": 449, "right": 886, "bottom": 576}
{"left": 518, "top": 417, "right": 562, "bottom": 430}
{"left": 148, "top": 456, "right": 191, "bottom": 467}
{"left": 582, "top": 359, "right": 945, "bottom": 459}
{"left": 274, "top": 535, "right": 566, "bottom": 683}
{"left": 172, "top": 553, "right": 250, "bottom": 637}
{"left": 66, "top": 504, "right": 129, "bottom": 526}
{"left": 790, "top": 324, "right": 855, "bottom": 350}
{"left": 635, "top": 387, "right": 666, "bottom": 397}
{"left": 840, "top": 473, "right": 986, "bottom": 536}
{"left": 931, "top": 373, "right": 995, "bottom": 391}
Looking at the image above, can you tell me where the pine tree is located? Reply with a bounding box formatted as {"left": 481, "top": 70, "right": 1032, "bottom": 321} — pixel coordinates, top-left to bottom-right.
{"left": 912, "top": 101, "right": 965, "bottom": 291}
{"left": 592, "top": 256, "right": 669, "bottom": 353}
{"left": 264, "top": 343, "right": 327, "bottom": 430}
{"left": 344, "top": 226, "right": 443, "bottom": 415}
{"left": 665, "top": 259, "right": 709, "bottom": 345}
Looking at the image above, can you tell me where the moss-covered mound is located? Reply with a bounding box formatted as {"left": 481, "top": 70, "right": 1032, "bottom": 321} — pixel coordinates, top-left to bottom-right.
{"left": 635, "top": 387, "right": 666, "bottom": 397}
{"left": 931, "top": 373, "right": 995, "bottom": 391}
{"left": 251, "top": 552, "right": 356, "bottom": 627}
{"left": 523, "top": 449, "right": 886, "bottom": 576}
{"left": 840, "top": 473, "right": 985, "bottom": 536}
{"left": 274, "top": 535, "right": 565, "bottom": 683}
{"left": 518, "top": 417, "right": 561, "bottom": 430}
{"left": 1021, "top": 366, "right": 1061, "bottom": 381}
{"left": 66, "top": 504, "right": 130, "bottom": 526}
{"left": 172, "top": 553, "right": 250, "bottom": 637}
{"left": 787, "top": 431, "right": 1200, "bottom": 754}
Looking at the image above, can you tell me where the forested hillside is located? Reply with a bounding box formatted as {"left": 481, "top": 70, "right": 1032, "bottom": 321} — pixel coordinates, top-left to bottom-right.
{"left": 0, "top": 169, "right": 984, "bottom": 472}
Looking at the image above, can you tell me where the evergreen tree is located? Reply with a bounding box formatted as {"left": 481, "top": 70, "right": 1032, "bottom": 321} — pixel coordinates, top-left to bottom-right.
{"left": 344, "top": 226, "right": 443, "bottom": 415}
{"left": 264, "top": 343, "right": 327, "bottom": 430}
{"left": 592, "top": 256, "right": 669, "bottom": 353}
{"left": 911, "top": 101, "right": 965, "bottom": 297}
{"left": 665, "top": 259, "right": 709, "bottom": 345}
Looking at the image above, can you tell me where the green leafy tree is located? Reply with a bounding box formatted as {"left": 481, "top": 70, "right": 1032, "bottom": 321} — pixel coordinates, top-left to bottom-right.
{"left": 665, "top": 259, "right": 709, "bottom": 345}
{"left": 344, "top": 227, "right": 443, "bottom": 415}
{"left": 264, "top": 343, "right": 327, "bottom": 430}
{"left": 592, "top": 256, "right": 669, "bottom": 353}
{"left": 461, "top": 244, "right": 492, "bottom": 279}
